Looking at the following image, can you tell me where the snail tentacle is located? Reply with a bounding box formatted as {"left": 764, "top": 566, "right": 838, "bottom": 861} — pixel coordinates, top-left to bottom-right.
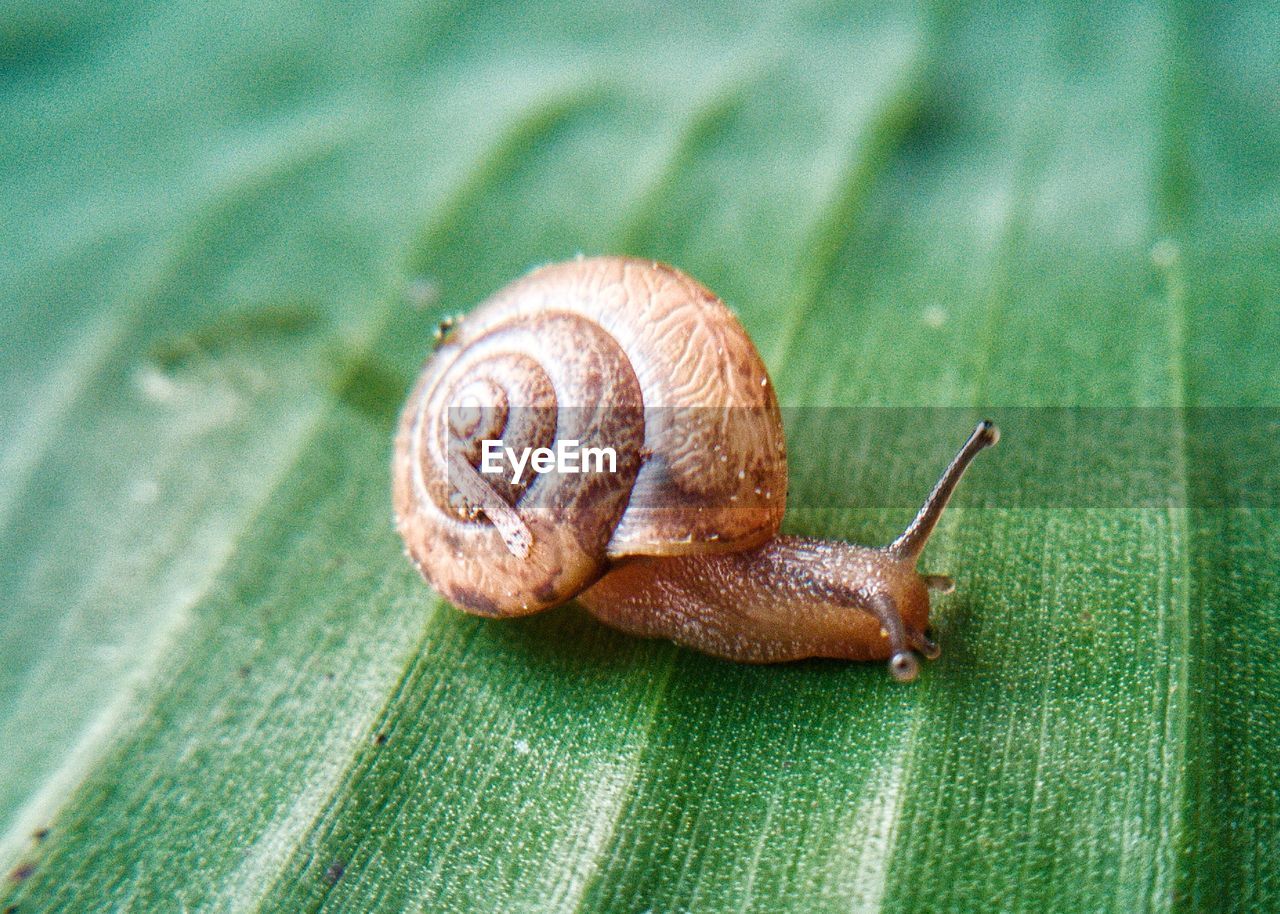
{"left": 865, "top": 592, "right": 918, "bottom": 683}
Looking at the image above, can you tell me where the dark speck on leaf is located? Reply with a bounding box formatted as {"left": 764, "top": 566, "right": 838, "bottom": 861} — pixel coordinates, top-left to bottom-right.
{"left": 33, "top": 829, "right": 49, "bottom": 843}
{"left": 374, "top": 732, "right": 388, "bottom": 746}
{"left": 331, "top": 351, "right": 409, "bottom": 424}
{"left": 238, "top": 665, "right": 251, "bottom": 678}
{"left": 5, "top": 904, "right": 19, "bottom": 913}
{"left": 149, "top": 304, "right": 322, "bottom": 371}
{"left": 9, "top": 862, "right": 35, "bottom": 883}
{"left": 324, "top": 860, "right": 346, "bottom": 885}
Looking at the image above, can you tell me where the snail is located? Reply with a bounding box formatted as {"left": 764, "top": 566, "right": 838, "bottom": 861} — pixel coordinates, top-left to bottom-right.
{"left": 392, "top": 256, "right": 998, "bottom": 681}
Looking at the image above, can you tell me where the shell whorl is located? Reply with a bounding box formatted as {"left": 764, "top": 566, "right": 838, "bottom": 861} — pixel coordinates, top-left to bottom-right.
{"left": 395, "top": 311, "right": 644, "bottom": 616}
{"left": 392, "top": 256, "right": 787, "bottom": 616}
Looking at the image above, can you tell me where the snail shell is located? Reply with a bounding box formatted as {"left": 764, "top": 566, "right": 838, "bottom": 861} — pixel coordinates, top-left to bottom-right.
{"left": 392, "top": 256, "right": 787, "bottom": 617}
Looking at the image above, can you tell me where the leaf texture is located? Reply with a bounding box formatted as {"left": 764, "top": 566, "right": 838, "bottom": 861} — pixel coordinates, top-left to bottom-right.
{"left": 1, "top": 1, "right": 1278, "bottom": 912}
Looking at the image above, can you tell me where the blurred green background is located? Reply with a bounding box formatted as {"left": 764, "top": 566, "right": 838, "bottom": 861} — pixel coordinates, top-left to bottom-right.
{"left": 2, "top": 1, "right": 1278, "bottom": 911}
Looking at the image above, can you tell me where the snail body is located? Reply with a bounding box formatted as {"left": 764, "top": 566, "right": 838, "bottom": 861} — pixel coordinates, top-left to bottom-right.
{"left": 393, "top": 256, "right": 997, "bottom": 681}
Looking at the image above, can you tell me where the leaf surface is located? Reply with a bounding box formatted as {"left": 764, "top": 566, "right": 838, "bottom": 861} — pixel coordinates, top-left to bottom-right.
{"left": 2, "top": 1, "right": 1277, "bottom": 912}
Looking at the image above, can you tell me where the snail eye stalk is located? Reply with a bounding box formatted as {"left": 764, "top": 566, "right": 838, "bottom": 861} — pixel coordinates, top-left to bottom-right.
{"left": 888, "top": 420, "right": 999, "bottom": 563}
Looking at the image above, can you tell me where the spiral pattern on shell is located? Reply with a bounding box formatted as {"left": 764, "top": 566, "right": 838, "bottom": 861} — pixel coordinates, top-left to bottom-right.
{"left": 393, "top": 256, "right": 787, "bottom": 617}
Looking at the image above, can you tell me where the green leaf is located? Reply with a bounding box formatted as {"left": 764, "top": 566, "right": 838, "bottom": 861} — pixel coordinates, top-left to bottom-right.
{"left": 3, "top": 1, "right": 1278, "bottom": 912}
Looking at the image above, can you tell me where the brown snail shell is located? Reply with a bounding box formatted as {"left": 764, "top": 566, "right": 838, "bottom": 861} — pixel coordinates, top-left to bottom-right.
{"left": 392, "top": 256, "right": 787, "bottom": 617}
